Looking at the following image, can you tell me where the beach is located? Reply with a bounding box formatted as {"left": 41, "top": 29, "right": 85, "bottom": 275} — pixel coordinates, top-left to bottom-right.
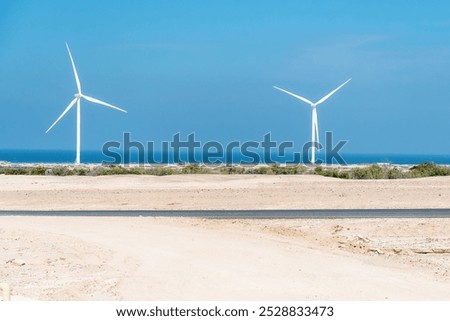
{"left": 1, "top": 174, "right": 450, "bottom": 300}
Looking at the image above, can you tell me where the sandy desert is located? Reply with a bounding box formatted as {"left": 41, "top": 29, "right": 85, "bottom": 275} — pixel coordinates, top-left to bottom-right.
{"left": 1, "top": 174, "right": 449, "bottom": 300}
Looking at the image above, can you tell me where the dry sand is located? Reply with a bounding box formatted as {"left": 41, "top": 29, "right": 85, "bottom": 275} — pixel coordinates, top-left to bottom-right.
{"left": 0, "top": 174, "right": 448, "bottom": 210}
{"left": 1, "top": 174, "right": 450, "bottom": 300}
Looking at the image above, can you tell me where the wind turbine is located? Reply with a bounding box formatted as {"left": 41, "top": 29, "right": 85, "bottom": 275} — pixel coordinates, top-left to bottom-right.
{"left": 46, "top": 42, "right": 127, "bottom": 164}
{"left": 273, "top": 79, "right": 351, "bottom": 164}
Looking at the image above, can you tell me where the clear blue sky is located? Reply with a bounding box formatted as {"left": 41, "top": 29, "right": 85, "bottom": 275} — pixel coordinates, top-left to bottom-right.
{"left": 1, "top": 0, "right": 449, "bottom": 154}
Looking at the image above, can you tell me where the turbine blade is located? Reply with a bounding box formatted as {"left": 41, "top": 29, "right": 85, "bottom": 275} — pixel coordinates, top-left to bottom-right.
{"left": 82, "top": 95, "right": 127, "bottom": 113}
{"left": 273, "top": 86, "right": 314, "bottom": 105}
{"left": 46, "top": 97, "right": 78, "bottom": 133}
{"left": 66, "top": 42, "right": 82, "bottom": 94}
{"left": 315, "top": 78, "right": 351, "bottom": 105}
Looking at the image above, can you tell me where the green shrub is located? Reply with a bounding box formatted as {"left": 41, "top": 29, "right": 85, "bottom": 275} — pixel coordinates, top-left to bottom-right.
{"left": 180, "top": 164, "right": 211, "bottom": 174}
{"left": 51, "top": 166, "right": 74, "bottom": 176}
{"left": 270, "top": 164, "right": 307, "bottom": 175}
{"left": 314, "top": 163, "right": 450, "bottom": 180}
{"left": 96, "top": 166, "right": 134, "bottom": 175}
{"left": 3, "top": 168, "right": 28, "bottom": 175}
{"left": 73, "top": 167, "right": 89, "bottom": 176}
{"left": 410, "top": 162, "right": 450, "bottom": 177}
{"left": 386, "top": 168, "right": 405, "bottom": 179}
{"left": 29, "top": 166, "right": 47, "bottom": 175}
{"left": 246, "top": 166, "right": 274, "bottom": 175}
{"left": 96, "top": 165, "right": 179, "bottom": 176}
{"left": 220, "top": 166, "right": 246, "bottom": 174}
{"left": 314, "top": 166, "right": 324, "bottom": 175}
{"left": 350, "top": 165, "right": 386, "bottom": 179}
{"left": 337, "top": 171, "right": 350, "bottom": 179}
{"left": 314, "top": 166, "right": 350, "bottom": 179}
{"left": 148, "top": 167, "right": 177, "bottom": 176}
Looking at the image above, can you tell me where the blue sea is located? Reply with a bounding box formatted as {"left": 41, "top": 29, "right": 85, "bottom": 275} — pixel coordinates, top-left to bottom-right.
{"left": 0, "top": 149, "right": 449, "bottom": 165}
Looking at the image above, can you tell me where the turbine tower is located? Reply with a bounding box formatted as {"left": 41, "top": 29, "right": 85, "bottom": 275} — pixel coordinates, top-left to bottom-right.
{"left": 273, "top": 79, "right": 351, "bottom": 164}
{"left": 46, "top": 43, "right": 127, "bottom": 164}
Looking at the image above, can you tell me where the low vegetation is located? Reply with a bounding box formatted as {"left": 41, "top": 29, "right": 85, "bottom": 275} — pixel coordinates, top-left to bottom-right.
{"left": 0, "top": 162, "right": 448, "bottom": 179}
{"left": 409, "top": 162, "right": 450, "bottom": 177}
{"left": 314, "top": 163, "right": 450, "bottom": 179}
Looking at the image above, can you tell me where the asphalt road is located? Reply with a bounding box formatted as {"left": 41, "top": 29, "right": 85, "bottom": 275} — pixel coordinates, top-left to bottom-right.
{"left": 0, "top": 209, "right": 449, "bottom": 218}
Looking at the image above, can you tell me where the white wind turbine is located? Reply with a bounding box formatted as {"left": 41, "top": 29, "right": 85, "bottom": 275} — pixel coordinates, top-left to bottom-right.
{"left": 273, "top": 79, "right": 351, "bottom": 164}
{"left": 46, "top": 42, "right": 127, "bottom": 164}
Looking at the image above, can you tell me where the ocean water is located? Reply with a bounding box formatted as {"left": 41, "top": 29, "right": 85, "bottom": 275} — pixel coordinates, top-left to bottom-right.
{"left": 0, "top": 149, "right": 449, "bottom": 165}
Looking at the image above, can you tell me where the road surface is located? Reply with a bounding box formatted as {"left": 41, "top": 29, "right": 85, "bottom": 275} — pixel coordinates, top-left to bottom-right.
{"left": 0, "top": 209, "right": 449, "bottom": 218}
